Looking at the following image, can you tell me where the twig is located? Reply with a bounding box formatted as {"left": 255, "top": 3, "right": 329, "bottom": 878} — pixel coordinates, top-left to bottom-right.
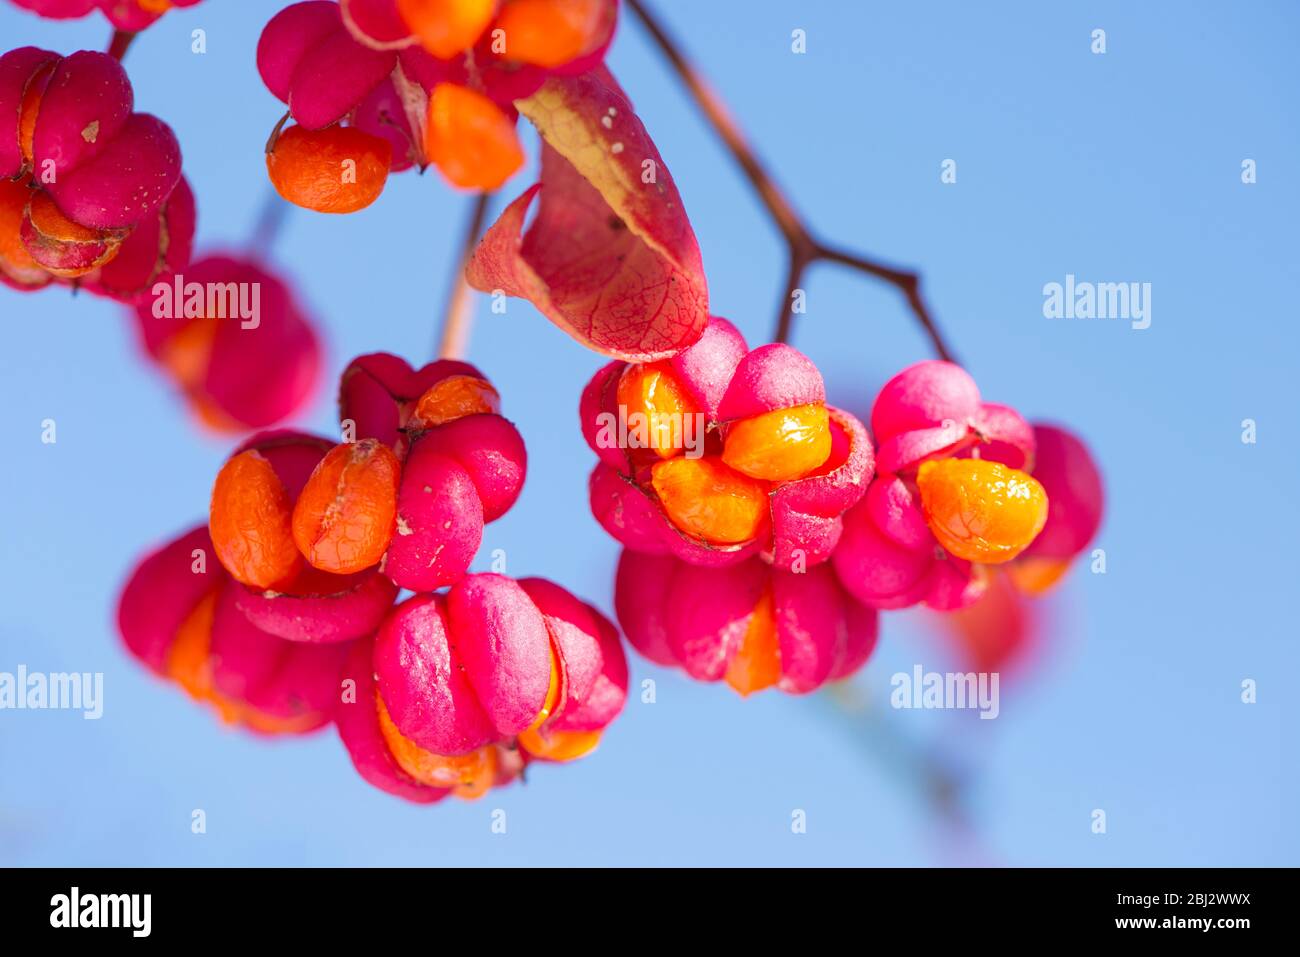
{"left": 436, "top": 191, "right": 493, "bottom": 360}
{"left": 247, "top": 185, "right": 291, "bottom": 257}
{"left": 625, "top": 0, "right": 955, "bottom": 361}
{"left": 107, "top": 30, "right": 137, "bottom": 63}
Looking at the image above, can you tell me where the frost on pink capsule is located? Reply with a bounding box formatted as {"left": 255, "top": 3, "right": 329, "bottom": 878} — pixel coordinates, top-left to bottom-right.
{"left": 615, "top": 549, "right": 878, "bottom": 693}
{"left": 828, "top": 360, "right": 1050, "bottom": 611}
{"left": 581, "top": 322, "right": 872, "bottom": 570}
{"left": 716, "top": 343, "right": 826, "bottom": 423}
{"left": 870, "top": 360, "right": 1035, "bottom": 475}
{"left": 578, "top": 317, "right": 749, "bottom": 468}
{"left": 667, "top": 316, "right": 749, "bottom": 419}
{"left": 831, "top": 490, "right": 986, "bottom": 612}
{"left": 132, "top": 254, "right": 321, "bottom": 431}
{"left": 468, "top": 68, "right": 709, "bottom": 361}
{"left": 767, "top": 406, "right": 874, "bottom": 570}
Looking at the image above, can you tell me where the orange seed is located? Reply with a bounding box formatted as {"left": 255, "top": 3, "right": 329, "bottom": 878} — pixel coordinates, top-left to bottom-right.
{"left": 917, "top": 457, "right": 1049, "bottom": 565}
{"left": 209, "top": 449, "right": 303, "bottom": 590}
{"left": 291, "top": 439, "right": 400, "bottom": 575}
{"left": 650, "top": 455, "right": 768, "bottom": 546}
{"left": 722, "top": 402, "right": 832, "bottom": 482}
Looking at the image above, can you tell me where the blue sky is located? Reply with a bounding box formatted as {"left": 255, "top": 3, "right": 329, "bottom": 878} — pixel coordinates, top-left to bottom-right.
{"left": 1, "top": 0, "right": 1296, "bottom": 866}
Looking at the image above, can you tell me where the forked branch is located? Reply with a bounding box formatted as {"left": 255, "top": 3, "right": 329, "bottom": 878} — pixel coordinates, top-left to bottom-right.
{"left": 625, "top": 0, "right": 954, "bottom": 361}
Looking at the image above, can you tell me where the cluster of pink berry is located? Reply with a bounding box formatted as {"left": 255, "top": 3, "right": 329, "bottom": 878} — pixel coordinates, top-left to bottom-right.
{"left": 577, "top": 321, "right": 1103, "bottom": 694}
{"left": 257, "top": 0, "right": 617, "bottom": 209}
{"left": 579, "top": 317, "right": 880, "bottom": 695}
{"left": 0, "top": 46, "right": 185, "bottom": 290}
{"left": 1, "top": 43, "right": 323, "bottom": 431}
{"left": 2, "top": 0, "right": 1108, "bottom": 810}
{"left": 119, "top": 353, "right": 629, "bottom": 802}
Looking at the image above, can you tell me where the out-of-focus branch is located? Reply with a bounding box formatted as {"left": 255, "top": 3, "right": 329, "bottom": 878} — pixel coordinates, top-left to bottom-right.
{"left": 822, "top": 681, "right": 972, "bottom": 836}
{"left": 248, "top": 186, "right": 291, "bottom": 257}
{"left": 625, "top": 0, "right": 955, "bottom": 361}
{"left": 436, "top": 191, "right": 493, "bottom": 360}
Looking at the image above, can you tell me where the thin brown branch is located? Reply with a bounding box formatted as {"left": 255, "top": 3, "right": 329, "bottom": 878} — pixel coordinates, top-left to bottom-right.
{"left": 625, "top": 0, "right": 955, "bottom": 361}
{"left": 774, "top": 245, "right": 816, "bottom": 347}
{"left": 820, "top": 245, "right": 952, "bottom": 361}
{"left": 436, "top": 191, "right": 493, "bottom": 360}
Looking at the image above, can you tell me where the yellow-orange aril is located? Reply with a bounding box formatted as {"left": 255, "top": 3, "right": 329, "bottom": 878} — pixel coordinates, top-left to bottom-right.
{"left": 1006, "top": 555, "right": 1072, "bottom": 595}
{"left": 291, "top": 439, "right": 401, "bottom": 575}
{"left": 166, "top": 589, "right": 220, "bottom": 703}
{"left": 17, "top": 64, "right": 51, "bottom": 166}
{"left": 917, "top": 457, "right": 1049, "bottom": 565}
{"left": 266, "top": 124, "right": 391, "bottom": 214}
{"left": 376, "top": 690, "right": 498, "bottom": 791}
{"left": 165, "top": 588, "right": 321, "bottom": 734}
{"left": 722, "top": 402, "right": 832, "bottom": 482}
{"left": 524, "top": 641, "right": 562, "bottom": 733}
{"left": 410, "top": 375, "right": 500, "bottom": 429}
{"left": 518, "top": 726, "right": 601, "bottom": 762}
{"left": 492, "top": 0, "right": 605, "bottom": 68}
{"left": 209, "top": 450, "right": 303, "bottom": 590}
{"left": 724, "top": 585, "right": 780, "bottom": 696}
{"left": 424, "top": 83, "right": 524, "bottom": 191}
{"left": 158, "top": 318, "right": 219, "bottom": 391}
{"left": 398, "top": 0, "right": 497, "bottom": 58}
{"left": 22, "top": 190, "right": 123, "bottom": 277}
{"left": 616, "top": 360, "right": 701, "bottom": 460}
{"left": 0, "top": 178, "right": 45, "bottom": 284}
{"left": 650, "top": 455, "right": 768, "bottom": 546}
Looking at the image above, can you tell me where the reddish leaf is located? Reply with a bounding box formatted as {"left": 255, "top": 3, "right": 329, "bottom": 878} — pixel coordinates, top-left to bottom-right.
{"left": 467, "top": 70, "right": 708, "bottom": 361}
